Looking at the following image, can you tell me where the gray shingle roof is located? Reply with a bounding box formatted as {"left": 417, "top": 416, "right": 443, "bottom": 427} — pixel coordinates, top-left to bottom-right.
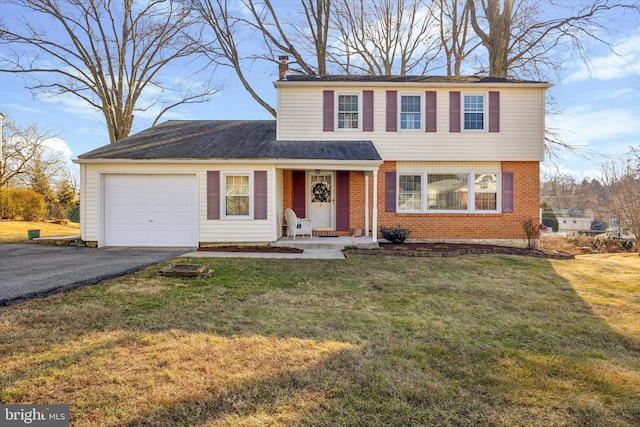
{"left": 282, "top": 75, "right": 548, "bottom": 84}
{"left": 78, "top": 120, "right": 382, "bottom": 161}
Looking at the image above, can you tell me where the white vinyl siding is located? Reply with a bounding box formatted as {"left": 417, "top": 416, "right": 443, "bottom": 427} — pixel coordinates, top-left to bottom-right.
{"left": 80, "top": 163, "right": 277, "bottom": 246}
{"left": 276, "top": 86, "right": 546, "bottom": 161}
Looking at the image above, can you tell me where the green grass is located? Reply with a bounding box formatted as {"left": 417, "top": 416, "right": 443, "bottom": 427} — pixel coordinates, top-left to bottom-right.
{"left": 0, "top": 254, "right": 638, "bottom": 426}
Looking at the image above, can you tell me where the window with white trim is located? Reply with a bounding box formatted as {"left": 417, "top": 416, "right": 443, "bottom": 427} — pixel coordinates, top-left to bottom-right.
{"left": 398, "top": 171, "right": 499, "bottom": 213}
{"left": 463, "top": 94, "right": 486, "bottom": 130}
{"left": 398, "top": 174, "right": 422, "bottom": 211}
{"left": 400, "top": 94, "right": 422, "bottom": 130}
{"left": 224, "top": 173, "right": 250, "bottom": 217}
{"left": 337, "top": 93, "right": 359, "bottom": 129}
{"left": 474, "top": 173, "right": 497, "bottom": 210}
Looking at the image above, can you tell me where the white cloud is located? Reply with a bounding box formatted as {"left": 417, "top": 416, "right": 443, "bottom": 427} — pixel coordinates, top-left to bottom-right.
{"left": 548, "top": 106, "right": 640, "bottom": 152}
{"left": 564, "top": 31, "right": 640, "bottom": 82}
{"left": 44, "top": 137, "right": 74, "bottom": 166}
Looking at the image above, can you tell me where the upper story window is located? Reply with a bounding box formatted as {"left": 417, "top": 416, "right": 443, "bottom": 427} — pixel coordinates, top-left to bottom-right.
{"left": 400, "top": 94, "right": 422, "bottom": 130}
{"left": 337, "top": 94, "right": 359, "bottom": 129}
{"left": 463, "top": 94, "right": 486, "bottom": 130}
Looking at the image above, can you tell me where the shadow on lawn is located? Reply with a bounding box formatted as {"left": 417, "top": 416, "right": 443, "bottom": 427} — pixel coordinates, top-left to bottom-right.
{"left": 1, "top": 256, "right": 639, "bottom": 426}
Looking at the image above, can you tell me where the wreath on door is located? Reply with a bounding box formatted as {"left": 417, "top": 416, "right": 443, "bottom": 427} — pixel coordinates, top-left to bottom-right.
{"left": 312, "top": 182, "right": 330, "bottom": 202}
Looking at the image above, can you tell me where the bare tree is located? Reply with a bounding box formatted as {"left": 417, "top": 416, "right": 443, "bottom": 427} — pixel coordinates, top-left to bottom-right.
{"left": 436, "top": 0, "right": 479, "bottom": 75}
{"left": 330, "top": 0, "right": 441, "bottom": 75}
{"left": 1, "top": 0, "right": 220, "bottom": 143}
{"left": 467, "top": 0, "right": 640, "bottom": 79}
{"left": 601, "top": 147, "right": 640, "bottom": 255}
{"left": 0, "top": 119, "right": 66, "bottom": 189}
{"left": 188, "top": 0, "right": 333, "bottom": 117}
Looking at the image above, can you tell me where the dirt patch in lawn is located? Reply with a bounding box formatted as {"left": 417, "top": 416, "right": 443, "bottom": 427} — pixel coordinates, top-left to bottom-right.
{"left": 197, "top": 245, "right": 303, "bottom": 254}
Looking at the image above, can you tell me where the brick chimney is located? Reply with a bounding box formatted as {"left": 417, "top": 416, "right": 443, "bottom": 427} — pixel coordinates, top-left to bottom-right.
{"left": 278, "top": 55, "right": 289, "bottom": 80}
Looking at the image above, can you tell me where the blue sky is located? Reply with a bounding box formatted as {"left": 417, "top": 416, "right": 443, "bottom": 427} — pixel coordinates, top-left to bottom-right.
{"left": 1, "top": 3, "right": 638, "bottom": 182}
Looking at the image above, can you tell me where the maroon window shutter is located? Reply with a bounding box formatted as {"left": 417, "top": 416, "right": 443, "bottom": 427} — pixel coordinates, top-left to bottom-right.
{"left": 386, "top": 90, "right": 397, "bottom": 132}
{"left": 336, "top": 171, "right": 350, "bottom": 231}
{"left": 206, "top": 171, "right": 220, "bottom": 220}
{"left": 323, "top": 90, "right": 334, "bottom": 132}
{"left": 425, "top": 91, "right": 437, "bottom": 132}
{"left": 385, "top": 171, "right": 396, "bottom": 212}
{"left": 363, "top": 90, "right": 374, "bottom": 132}
{"left": 502, "top": 172, "right": 514, "bottom": 213}
{"left": 292, "top": 170, "right": 306, "bottom": 218}
{"left": 254, "top": 171, "right": 267, "bottom": 220}
{"left": 449, "top": 91, "right": 461, "bottom": 132}
{"left": 489, "top": 91, "right": 500, "bottom": 132}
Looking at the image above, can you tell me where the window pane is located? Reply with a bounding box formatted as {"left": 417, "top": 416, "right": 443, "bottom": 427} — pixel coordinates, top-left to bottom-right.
{"left": 400, "top": 95, "right": 421, "bottom": 130}
{"left": 464, "top": 95, "right": 484, "bottom": 130}
{"left": 398, "top": 175, "right": 421, "bottom": 211}
{"left": 225, "top": 174, "right": 250, "bottom": 216}
{"left": 427, "top": 174, "right": 468, "bottom": 210}
{"left": 474, "top": 173, "right": 497, "bottom": 210}
{"left": 338, "top": 95, "right": 359, "bottom": 128}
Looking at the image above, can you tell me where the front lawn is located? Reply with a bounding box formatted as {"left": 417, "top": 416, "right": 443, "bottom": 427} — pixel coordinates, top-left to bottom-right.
{"left": 1, "top": 254, "right": 638, "bottom": 426}
{"left": 0, "top": 219, "right": 80, "bottom": 243}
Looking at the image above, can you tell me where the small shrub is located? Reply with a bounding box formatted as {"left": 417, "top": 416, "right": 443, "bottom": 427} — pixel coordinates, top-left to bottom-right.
{"left": 522, "top": 218, "right": 540, "bottom": 250}
{"left": 343, "top": 245, "right": 358, "bottom": 251}
{"left": 416, "top": 247, "right": 432, "bottom": 252}
{"left": 394, "top": 246, "right": 408, "bottom": 251}
{"left": 379, "top": 225, "right": 411, "bottom": 244}
{"left": 258, "top": 244, "right": 272, "bottom": 250}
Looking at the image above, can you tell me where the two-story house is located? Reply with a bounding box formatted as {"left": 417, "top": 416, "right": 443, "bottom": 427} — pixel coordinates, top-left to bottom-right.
{"left": 76, "top": 59, "right": 549, "bottom": 248}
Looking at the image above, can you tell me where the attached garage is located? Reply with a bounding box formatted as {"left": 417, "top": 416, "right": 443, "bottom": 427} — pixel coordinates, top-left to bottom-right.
{"left": 103, "top": 174, "right": 197, "bottom": 247}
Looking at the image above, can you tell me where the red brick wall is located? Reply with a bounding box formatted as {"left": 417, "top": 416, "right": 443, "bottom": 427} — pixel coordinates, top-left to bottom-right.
{"left": 375, "top": 161, "right": 539, "bottom": 240}
{"left": 280, "top": 161, "right": 540, "bottom": 240}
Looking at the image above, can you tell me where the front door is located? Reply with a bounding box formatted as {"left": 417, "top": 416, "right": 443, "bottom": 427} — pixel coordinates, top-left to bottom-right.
{"left": 307, "top": 171, "right": 334, "bottom": 229}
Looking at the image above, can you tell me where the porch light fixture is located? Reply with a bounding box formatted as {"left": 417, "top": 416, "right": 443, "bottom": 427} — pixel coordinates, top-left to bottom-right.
{"left": 315, "top": 169, "right": 321, "bottom": 174}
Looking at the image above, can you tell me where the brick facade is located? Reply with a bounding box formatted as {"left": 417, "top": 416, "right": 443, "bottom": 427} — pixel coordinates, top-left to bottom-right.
{"left": 282, "top": 161, "right": 540, "bottom": 242}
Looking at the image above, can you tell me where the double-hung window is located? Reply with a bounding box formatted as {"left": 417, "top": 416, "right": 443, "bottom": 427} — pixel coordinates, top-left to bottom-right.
{"left": 224, "top": 173, "right": 250, "bottom": 217}
{"left": 400, "top": 94, "right": 421, "bottom": 130}
{"left": 463, "top": 94, "right": 485, "bottom": 130}
{"left": 337, "top": 94, "right": 359, "bottom": 129}
{"left": 474, "top": 173, "right": 497, "bottom": 210}
{"left": 398, "top": 175, "right": 422, "bottom": 211}
{"left": 397, "top": 171, "right": 499, "bottom": 213}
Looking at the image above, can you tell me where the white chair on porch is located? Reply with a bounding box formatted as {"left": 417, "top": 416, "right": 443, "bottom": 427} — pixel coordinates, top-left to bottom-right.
{"left": 285, "top": 208, "right": 313, "bottom": 240}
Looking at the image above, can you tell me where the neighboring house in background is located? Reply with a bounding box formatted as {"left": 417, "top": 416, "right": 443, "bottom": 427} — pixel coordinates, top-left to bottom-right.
{"left": 75, "top": 57, "right": 550, "bottom": 248}
{"left": 552, "top": 208, "right": 595, "bottom": 236}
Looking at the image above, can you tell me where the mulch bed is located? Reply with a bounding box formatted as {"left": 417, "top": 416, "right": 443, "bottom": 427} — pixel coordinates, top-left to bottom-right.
{"left": 197, "top": 245, "right": 303, "bottom": 254}
{"left": 345, "top": 242, "right": 575, "bottom": 259}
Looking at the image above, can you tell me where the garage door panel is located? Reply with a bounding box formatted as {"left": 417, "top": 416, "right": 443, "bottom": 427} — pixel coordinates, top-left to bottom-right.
{"left": 104, "top": 174, "right": 197, "bottom": 247}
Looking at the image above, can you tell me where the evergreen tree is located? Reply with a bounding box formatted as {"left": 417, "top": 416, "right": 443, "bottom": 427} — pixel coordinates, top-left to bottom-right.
{"left": 541, "top": 202, "right": 559, "bottom": 232}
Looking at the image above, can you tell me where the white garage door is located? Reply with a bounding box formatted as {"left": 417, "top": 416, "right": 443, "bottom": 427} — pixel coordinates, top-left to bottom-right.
{"left": 104, "top": 174, "right": 197, "bottom": 247}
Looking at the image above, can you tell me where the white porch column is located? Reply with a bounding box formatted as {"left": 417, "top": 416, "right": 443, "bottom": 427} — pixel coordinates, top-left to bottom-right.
{"left": 372, "top": 169, "right": 378, "bottom": 242}
{"left": 364, "top": 173, "right": 370, "bottom": 237}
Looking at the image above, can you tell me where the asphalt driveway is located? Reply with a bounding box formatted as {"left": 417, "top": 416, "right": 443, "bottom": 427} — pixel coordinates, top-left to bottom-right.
{"left": 0, "top": 244, "right": 191, "bottom": 306}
